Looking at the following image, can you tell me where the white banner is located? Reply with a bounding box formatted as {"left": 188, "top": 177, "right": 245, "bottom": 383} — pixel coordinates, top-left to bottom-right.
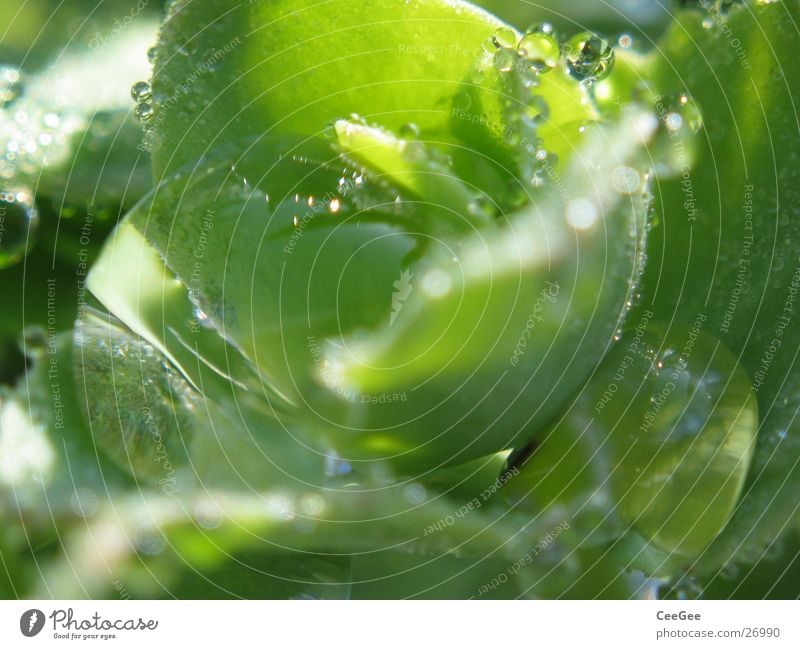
{"left": 0, "top": 600, "right": 796, "bottom": 648}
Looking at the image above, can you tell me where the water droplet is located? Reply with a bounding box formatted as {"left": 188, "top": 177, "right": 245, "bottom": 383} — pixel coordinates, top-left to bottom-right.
{"left": 618, "top": 34, "right": 634, "bottom": 49}
{"left": 135, "top": 530, "right": 166, "bottom": 556}
{"left": 563, "top": 32, "right": 615, "bottom": 81}
{"left": 130, "top": 80, "right": 152, "bottom": 102}
{"left": 134, "top": 102, "right": 154, "bottom": 121}
{"left": 0, "top": 189, "right": 39, "bottom": 269}
{"left": 649, "top": 93, "right": 704, "bottom": 176}
{"left": 492, "top": 27, "right": 518, "bottom": 50}
{"left": 398, "top": 123, "right": 421, "bottom": 139}
{"left": 662, "top": 92, "right": 703, "bottom": 133}
{"left": 404, "top": 483, "right": 427, "bottom": 504}
{"left": 518, "top": 30, "right": 560, "bottom": 73}
{"left": 147, "top": 46, "right": 158, "bottom": 64}
{"left": 526, "top": 21, "right": 559, "bottom": 40}
{"left": 611, "top": 166, "right": 642, "bottom": 194}
{"left": 566, "top": 198, "right": 599, "bottom": 230}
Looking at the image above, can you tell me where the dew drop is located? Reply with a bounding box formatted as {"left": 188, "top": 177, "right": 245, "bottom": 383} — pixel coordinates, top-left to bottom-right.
{"left": 130, "top": 80, "right": 152, "bottom": 102}
{"left": 134, "top": 102, "right": 154, "bottom": 121}
{"left": 517, "top": 30, "right": 560, "bottom": 73}
{"left": 491, "top": 27, "right": 518, "bottom": 50}
{"left": 0, "top": 188, "right": 39, "bottom": 269}
{"left": 147, "top": 46, "right": 158, "bottom": 64}
{"left": 663, "top": 92, "right": 703, "bottom": 133}
{"left": 566, "top": 198, "right": 599, "bottom": 230}
{"left": 611, "top": 166, "right": 642, "bottom": 194}
{"left": 618, "top": 34, "right": 634, "bottom": 49}
{"left": 563, "top": 32, "right": 615, "bottom": 81}
{"left": 404, "top": 483, "right": 427, "bottom": 504}
{"left": 135, "top": 530, "right": 166, "bottom": 556}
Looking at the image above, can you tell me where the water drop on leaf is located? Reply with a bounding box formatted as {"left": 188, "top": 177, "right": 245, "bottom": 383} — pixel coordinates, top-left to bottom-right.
{"left": 518, "top": 30, "right": 560, "bottom": 73}
{"left": 131, "top": 80, "right": 152, "bottom": 102}
{"left": 563, "top": 32, "right": 615, "bottom": 81}
{"left": 134, "top": 102, "right": 154, "bottom": 121}
{"left": 491, "top": 27, "right": 517, "bottom": 50}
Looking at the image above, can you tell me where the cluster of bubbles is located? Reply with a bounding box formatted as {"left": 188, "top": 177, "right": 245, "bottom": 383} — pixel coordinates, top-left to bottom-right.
{"left": 131, "top": 78, "right": 163, "bottom": 153}
{"left": 480, "top": 25, "right": 618, "bottom": 193}
{"left": 485, "top": 24, "right": 615, "bottom": 84}
{"left": 480, "top": 23, "right": 705, "bottom": 192}
{"left": 132, "top": 45, "right": 164, "bottom": 152}
{"left": 131, "top": 80, "right": 154, "bottom": 121}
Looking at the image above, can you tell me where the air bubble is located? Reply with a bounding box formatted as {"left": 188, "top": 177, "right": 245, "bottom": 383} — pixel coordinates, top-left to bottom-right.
{"left": 0, "top": 188, "right": 39, "bottom": 269}
{"left": 563, "top": 32, "right": 615, "bottom": 81}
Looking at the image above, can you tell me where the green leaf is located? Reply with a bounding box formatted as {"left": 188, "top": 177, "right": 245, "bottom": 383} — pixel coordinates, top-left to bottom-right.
{"left": 636, "top": 0, "right": 800, "bottom": 573}
{"left": 149, "top": 0, "right": 510, "bottom": 179}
